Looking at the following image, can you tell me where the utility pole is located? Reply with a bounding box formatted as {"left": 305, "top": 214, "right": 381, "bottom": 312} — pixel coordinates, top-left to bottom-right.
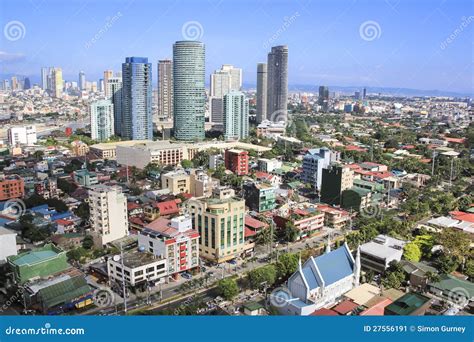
{"left": 120, "top": 242, "right": 128, "bottom": 314}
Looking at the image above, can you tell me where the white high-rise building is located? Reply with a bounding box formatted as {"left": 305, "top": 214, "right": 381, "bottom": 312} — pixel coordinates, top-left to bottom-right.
{"left": 90, "top": 100, "right": 114, "bottom": 142}
{"left": 209, "top": 65, "right": 242, "bottom": 124}
{"left": 223, "top": 91, "right": 249, "bottom": 141}
{"left": 7, "top": 125, "right": 37, "bottom": 146}
{"left": 79, "top": 71, "right": 86, "bottom": 90}
{"left": 106, "top": 77, "right": 122, "bottom": 136}
{"left": 157, "top": 59, "right": 173, "bottom": 120}
{"left": 89, "top": 185, "right": 128, "bottom": 247}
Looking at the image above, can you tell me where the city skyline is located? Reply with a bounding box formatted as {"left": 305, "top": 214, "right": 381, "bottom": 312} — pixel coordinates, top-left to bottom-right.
{"left": 0, "top": 0, "right": 472, "bottom": 95}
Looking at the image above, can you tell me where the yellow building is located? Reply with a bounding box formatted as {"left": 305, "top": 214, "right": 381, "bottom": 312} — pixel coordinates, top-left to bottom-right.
{"left": 187, "top": 196, "right": 246, "bottom": 263}
{"left": 52, "top": 68, "right": 63, "bottom": 98}
{"left": 161, "top": 170, "right": 190, "bottom": 195}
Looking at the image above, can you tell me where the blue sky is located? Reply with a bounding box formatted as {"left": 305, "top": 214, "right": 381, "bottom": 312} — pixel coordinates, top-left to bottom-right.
{"left": 0, "top": 0, "right": 472, "bottom": 94}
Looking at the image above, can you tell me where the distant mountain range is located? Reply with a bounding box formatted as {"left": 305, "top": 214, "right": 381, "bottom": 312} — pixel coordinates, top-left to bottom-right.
{"left": 2, "top": 73, "right": 471, "bottom": 98}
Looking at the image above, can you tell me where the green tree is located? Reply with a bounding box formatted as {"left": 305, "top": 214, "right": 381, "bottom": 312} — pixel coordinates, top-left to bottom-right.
{"left": 247, "top": 265, "right": 277, "bottom": 289}
{"left": 282, "top": 221, "right": 299, "bottom": 243}
{"left": 275, "top": 253, "right": 298, "bottom": 279}
{"left": 74, "top": 202, "right": 90, "bottom": 221}
{"left": 256, "top": 227, "right": 274, "bottom": 246}
{"left": 437, "top": 228, "right": 471, "bottom": 262}
{"left": 181, "top": 159, "right": 193, "bottom": 169}
{"left": 217, "top": 278, "right": 239, "bottom": 300}
{"left": 403, "top": 243, "right": 422, "bottom": 262}
{"left": 82, "top": 235, "right": 94, "bottom": 249}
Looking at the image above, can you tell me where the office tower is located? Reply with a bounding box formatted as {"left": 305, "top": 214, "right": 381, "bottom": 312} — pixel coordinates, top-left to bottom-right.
{"left": 121, "top": 57, "right": 153, "bottom": 140}
{"left": 7, "top": 125, "right": 37, "bottom": 145}
{"left": 320, "top": 164, "right": 354, "bottom": 205}
{"left": 103, "top": 70, "right": 113, "bottom": 97}
{"left": 221, "top": 64, "right": 242, "bottom": 91}
{"left": 89, "top": 185, "right": 128, "bottom": 247}
{"left": 266, "top": 45, "right": 288, "bottom": 122}
{"left": 2, "top": 80, "right": 10, "bottom": 90}
{"left": 90, "top": 100, "right": 114, "bottom": 142}
{"left": 318, "top": 86, "right": 329, "bottom": 112}
{"left": 157, "top": 59, "right": 173, "bottom": 120}
{"left": 41, "top": 67, "right": 49, "bottom": 90}
{"left": 23, "top": 77, "right": 31, "bottom": 90}
{"left": 256, "top": 63, "right": 267, "bottom": 124}
{"left": 106, "top": 77, "right": 122, "bottom": 136}
{"left": 223, "top": 91, "right": 249, "bottom": 141}
{"left": 78, "top": 71, "right": 86, "bottom": 90}
{"left": 363, "top": 87, "right": 367, "bottom": 100}
{"left": 11, "top": 76, "right": 18, "bottom": 90}
{"left": 99, "top": 79, "right": 104, "bottom": 93}
{"left": 187, "top": 196, "right": 246, "bottom": 263}
{"left": 51, "top": 68, "right": 63, "bottom": 98}
{"left": 354, "top": 91, "right": 361, "bottom": 100}
{"left": 301, "top": 148, "right": 340, "bottom": 190}
{"left": 173, "top": 41, "right": 205, "bottom": 141}
{"left": 209, "top": 64, "right": 242, "bottom": 125}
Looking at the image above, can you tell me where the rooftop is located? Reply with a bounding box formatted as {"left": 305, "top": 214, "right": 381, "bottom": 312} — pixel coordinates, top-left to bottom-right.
{"left": 385, "top": 292, "right": 430, "bottom": 315}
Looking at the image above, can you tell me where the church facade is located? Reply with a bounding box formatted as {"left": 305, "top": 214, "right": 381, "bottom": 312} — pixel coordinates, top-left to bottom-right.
{"left": 275, "top": 242, "right": 360, "bottom": 315}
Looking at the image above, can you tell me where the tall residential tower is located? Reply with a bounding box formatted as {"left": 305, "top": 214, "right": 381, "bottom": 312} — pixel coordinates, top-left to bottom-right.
{"left": 157, "top": 59, "right": 173, "bottom": 121}
{"left": 173, "top": 41, "right": 205, "bottom": 141}
{"left": 266, "top": 45, "right": 288, "bottom": 122}
{"left": 256, "top": 63, "right": 267, "bottom": 124}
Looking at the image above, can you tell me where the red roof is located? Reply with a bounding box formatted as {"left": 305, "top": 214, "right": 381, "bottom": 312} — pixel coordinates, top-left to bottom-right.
{"left": 245, "top": 227, "right": 257, "bottom": 238}
{"left": 127, "top": 202, "right": 141, "bottom": 210}
{"left": 129, "top": 216, "right": 146, "bottom": 227}
{"left": 245, "top": 215, "right": 267, "bottom": 230}
{"left": 345, "top": 145, "right": 367, "bottom": 152}
{"left": 332, "top": 300, "right": 358, "bottom": 315}
{"left": 311, "top": 308, "right": 339, "bottom": 316}
{"left": 449, "top": 211, "right": 474, "bottom": 223}
{"left": 155, "top": 200, "right": 179, "bottom": 215}
{"left": 360, "top": 298, "right": 393, "bottom": 316}
{"left": 444, "top": 137, "right": 465, "bottom": 144}
{"left": 55, "top": 219, "right": 73, "bottom": 226}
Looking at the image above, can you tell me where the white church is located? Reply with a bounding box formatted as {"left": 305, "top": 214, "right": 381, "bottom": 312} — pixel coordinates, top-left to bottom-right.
{"left": 274, "top": 242, "right": 360, "bottom": 315}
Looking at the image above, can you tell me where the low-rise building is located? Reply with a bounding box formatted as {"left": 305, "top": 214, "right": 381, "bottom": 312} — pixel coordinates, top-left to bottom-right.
{"left": 73, "top": 169, "right": 98, "bottom": 187}
{"left": 243, "top": 182, "right": 276, "bottom": 213}
{"left": 138, "top": 215, "right": 199, "bottom": 277}
{"left": 107, "top": 250, "right": 167, "bottom": 287}
{"left": 224, "top": 149, "right": 248, "bottom": 176}
{"left": 384, "top": 292, "right": 431, "bottom": 316}
{"left": 275, "top": 208, "right": 325, "bottom": 239}
{"left": 359, "top": 235, "right": 406, "bottom": 273}
{"left": 161, "top": 170, "right": 190, "bottom": 195}
{"left": 0, "top": 175, "right": 24, "bottom": 200}
{"left": 0, "top": 226, "right": 17, "bottom": 264}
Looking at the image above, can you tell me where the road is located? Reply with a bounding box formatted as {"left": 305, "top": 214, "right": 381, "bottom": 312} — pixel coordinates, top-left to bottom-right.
{"left": 81, "top": 226, "right": 341, "bottom": 316}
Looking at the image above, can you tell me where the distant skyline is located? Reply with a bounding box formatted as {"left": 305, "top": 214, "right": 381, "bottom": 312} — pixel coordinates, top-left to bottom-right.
{"left": 0, "top": 0, "right": 472, "bottom": 95}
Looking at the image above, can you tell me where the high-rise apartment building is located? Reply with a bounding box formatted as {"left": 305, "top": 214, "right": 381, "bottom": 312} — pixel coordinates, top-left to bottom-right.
{"left": 267, "top": 45, "right": 288, "bottom": 122}
{"left": 209, "top": 65, "right": 242, "bottom": 125}
{"left": 41, "top": 67, "right": 49, "bottom": 90}
{"left": 78, "top": 71, "right": 86, "bottom": 91}
{"left": 103, "top": 70, "right": 113, "bottom": 97}
{"left": 121, "top": 57, "right": 153, "bottom": 140}
{"left": 89, "top": 185, "right": 128, "bottom": 247}
{"left": 318, "top": 86, "right": 329, "bottom": 112}
{"left": 223, "top": 91, "right": 249, "bottom": 141}
{"left": 173, "top": 41, "right": 205, "bottom": 141}
{"left": 221, "top": 64, "right": 242, "bottom": 91}
{"left": 51, "top": 68, "right": 63, "bottom": 98}
{"left": 90, "top": 100, "right": 114, "bottom": 142}
{"left": 187, "top": 196, "right": 246, "bottom": 263}
{"left": 320, "top": 164, "right": 354, "bottom": 205}
{"left": 157, "top": 59, "right": 173, "bottom": 120}
{"left": 106, "top": 77, "right": 122, "bottom": 136}
{"left": 256, "top": 63, "right": 267, "bottom": 124}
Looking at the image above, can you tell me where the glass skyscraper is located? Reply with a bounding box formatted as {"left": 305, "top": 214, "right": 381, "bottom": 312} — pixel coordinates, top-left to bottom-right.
{"left": 121, "top": 57, "right": 152, "bottom": 140}
{"left": 266, "top": 45, "right": 288, "bottom": 122}
{"left": 172, "top": 41, "right": 205, "bottom": 141}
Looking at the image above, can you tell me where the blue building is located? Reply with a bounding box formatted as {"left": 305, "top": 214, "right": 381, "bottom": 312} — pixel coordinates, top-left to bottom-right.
{"left": 301, "top": 148, "right": 338, "bottom": 190}
{"left": 273, "top": 243, "right": 360, "bottom": 316}
{"left": 121, "top": 57, "right": 153, "bottom": 140}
